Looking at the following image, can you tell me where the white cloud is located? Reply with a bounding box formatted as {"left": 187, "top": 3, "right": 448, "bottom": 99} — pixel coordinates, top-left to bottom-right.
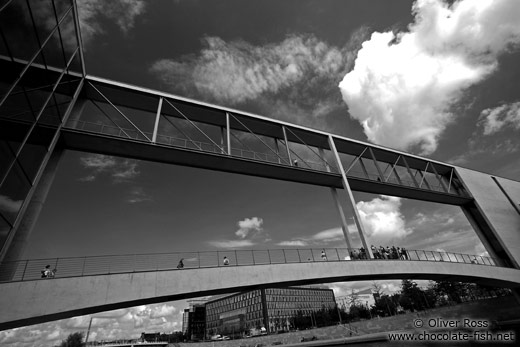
{"left": 79, "top": 154, "right": 140, "bottom": 183}
{"left": 277, "top": 240, "right": 308, "bottom": 247}
{"left": 276, "top": 226, "right": 355, "bottom": 247}
{"left": 151, "top": 35, "right": 352, "bottom": 104}
{"left": 478, "top": 101, "right": 520, "bottom": 135}
{"left": 236, "top": 217, "right": 263, "bottom": 238}
{"left": 208, "top": 239, "right": 255, "bottom": 248}
{"left": 127, "top": 187, "right": 152, "bottom": 204}
{"left": 0, "top": 195, "right": 23, "bottom": 214}
{"left": 76, "top": 0, "right": 146, "bottom": 46}
{"left": 339, "top": 0, "right": 520, "bottom": 154}
{"left": 0, "top": 303, "right": 182, "bottom": 347}
{"left": 356, "top": 196, "right": 413, "bottom": 245}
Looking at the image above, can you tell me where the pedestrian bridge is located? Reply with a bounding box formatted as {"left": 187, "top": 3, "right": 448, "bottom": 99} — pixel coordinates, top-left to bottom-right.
{"left": 0, "top": 248, "right": 519, "bottom": 331}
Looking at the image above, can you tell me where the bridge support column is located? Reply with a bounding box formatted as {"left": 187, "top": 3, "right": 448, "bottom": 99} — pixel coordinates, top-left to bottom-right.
{"left": 328, "top": 135, "right": 372, "bottom": 258}
{"left": 2, "top": 147, "right": 64, "bottom": 262}
{"left": 319, "top": 148, "right": 352, "bottom": 250}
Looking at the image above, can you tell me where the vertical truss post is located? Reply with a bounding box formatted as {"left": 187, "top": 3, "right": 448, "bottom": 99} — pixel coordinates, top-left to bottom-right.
{"left": 401, "top": 156, "right": 420, "bottom": 188}
{"left": 328, "top": 135, "right": 372, "bottom": 258}
{"left": 152, "top": 97, "right": 163, "bottom": 143}
{"left": 282, "top": 126, "right": 292, "bottom": 166}
{"left": 368, "top": 147, "right": 385, "bottom": 181}
{"left": 226, "top": 112, "right": 231, "bottom": 155}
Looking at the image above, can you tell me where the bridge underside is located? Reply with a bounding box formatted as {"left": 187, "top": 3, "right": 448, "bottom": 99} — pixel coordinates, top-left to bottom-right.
{"left": 0, "top": 261, "right": 519, "bottom": 331}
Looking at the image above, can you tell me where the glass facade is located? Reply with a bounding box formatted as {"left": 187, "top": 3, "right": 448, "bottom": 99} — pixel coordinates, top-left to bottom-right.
{"left": 204, "top": 286, "right": 335, "bottom": 337}
{"left": 0, "top": 0, "right": 84, "bottom": 258}
{"left": 182, "top": 304, "right": 206, "bottom": 341}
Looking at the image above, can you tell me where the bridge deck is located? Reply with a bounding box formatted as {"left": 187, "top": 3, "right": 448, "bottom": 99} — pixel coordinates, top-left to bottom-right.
{"left": 1, "top": 259, "right": 519, "bottom": 331}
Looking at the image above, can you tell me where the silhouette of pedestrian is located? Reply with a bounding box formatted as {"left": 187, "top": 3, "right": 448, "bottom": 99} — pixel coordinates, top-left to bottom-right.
{"left": 223, "top": 256, "right": 230, "bottom": 266}
{"left": 293, "top": 159, "right": 298, "bottom": 167}
{"left": 321, "top": 250, "right": 327, "bottom": 261}
{"left": 41, "top": 265, "right": 51, "bottom": 278}
{"left": 177, "top": 258, "right": 184, "bottom": 269}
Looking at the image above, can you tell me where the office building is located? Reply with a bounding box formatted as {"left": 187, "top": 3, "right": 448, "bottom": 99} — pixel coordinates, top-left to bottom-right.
{"left": 205, "top": 286, "right": 336, "bottom": 337}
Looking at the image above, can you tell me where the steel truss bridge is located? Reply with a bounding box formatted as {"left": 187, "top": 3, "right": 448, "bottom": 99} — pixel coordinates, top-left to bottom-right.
{"left": 1, "top": 0, "right": 520, "bottom": 332}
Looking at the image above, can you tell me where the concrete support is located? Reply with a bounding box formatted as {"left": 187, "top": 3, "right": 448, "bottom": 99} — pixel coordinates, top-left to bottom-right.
{"left": 331, "top": 189, "right": 353, "bottom": 250}
{"left": 152, "top": 97, "right": 163, "bottom": 143}
{"left": 2, "top": 148, "right": 64, "bottom": 262}
{"left": 226, "top": 112, "right": 231, "bottom": 155}
{"left": 328, "top": 135, "right": 372, "bottom": 258}
{"left": 319, "top": 148, "right": 353, "bottom": 250}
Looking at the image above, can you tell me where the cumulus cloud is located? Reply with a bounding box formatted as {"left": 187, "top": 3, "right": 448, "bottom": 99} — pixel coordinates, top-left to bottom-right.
{"left": 478, "top": 101, "right": 520, "bottom": 135}
{"left": 0, "top": 303, "right": 180, "bottom": 347}
{"left": 356, "top": 196, "right": 413, "bottom": 245}
{"left": 209, "top": 217, "right": 270, "bottom": 248}
{"left": 150, "top": 30, "right": 369, "bottom": 128}
{"left": 339, "top": 0, "right": 520, "bottom": 154}
{"left": 151, "top": 35, "right": 347, "bottom": 103}
{"left": 236, "top": 217, "right": 263, "bottom": 238}
{"left": 79, "top": 154, "right": 140, "bottom": 183}
{"left": 277, "top": 226, "right": 355, "bottom": 247}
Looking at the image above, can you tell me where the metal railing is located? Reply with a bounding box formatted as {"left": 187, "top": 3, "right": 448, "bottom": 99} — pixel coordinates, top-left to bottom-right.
{"left": 0, "top": 248, "right": 499, "bottom": 283}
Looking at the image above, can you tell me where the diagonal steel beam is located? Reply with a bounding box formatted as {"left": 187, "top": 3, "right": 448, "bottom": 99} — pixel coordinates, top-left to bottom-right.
{"left": 285, "top": 126, "right": 334, "bottom": 170}
{"left": 88, "top": 82, "right": 152, "bottom": 142}
{"left": 447, "top": 168, "right": 454, "bottom": 193}
{"left": 163, "top": 98, "right": 223, "bottom": 152}
{"left": 229, "top": 113, "right": 287, "bottom": 164}
{"left": 368, "top": 147, "right": 385, "bottom": 182}
{"left": 385, "top": 155, "right": 401, "bottom": 183}
{"left": 160, "top": 113, "right": 202, "bottom": 150}
{"left": 430, "top": 163, "right": 448, "bottom": 193}
{"left": 401, "top": 156, "right": 420, "bottom": 188}
{"left": 345, "top": 147, "right": 368, "bottom": 174}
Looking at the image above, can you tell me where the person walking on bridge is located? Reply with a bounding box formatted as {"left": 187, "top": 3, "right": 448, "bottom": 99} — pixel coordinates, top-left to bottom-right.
{"left": 223, "top": 256, "right": 230, "bottom": 266}
{"left": 321, "top": 250, "right": 327, "bottom": 261}
{"left": 177, "top": 259, "right": 184, "bottom": 269}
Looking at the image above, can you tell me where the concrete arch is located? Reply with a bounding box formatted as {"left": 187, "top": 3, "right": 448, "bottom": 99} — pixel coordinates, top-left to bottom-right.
{"left": 1, "top": 260, "right": 519, "bottom": 331}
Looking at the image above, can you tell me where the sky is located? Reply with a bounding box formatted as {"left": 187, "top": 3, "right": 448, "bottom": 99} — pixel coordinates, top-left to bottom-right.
{"left": 2, "top": 0, "right": 520, "bottom": 346}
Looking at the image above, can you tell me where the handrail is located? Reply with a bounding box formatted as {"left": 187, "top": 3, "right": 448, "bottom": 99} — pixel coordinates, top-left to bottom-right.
{"left": 0, "top": 247, "right": 500, "bottom": 283}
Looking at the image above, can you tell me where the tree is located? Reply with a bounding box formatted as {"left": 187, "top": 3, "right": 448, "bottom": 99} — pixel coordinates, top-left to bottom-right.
{"left": 371, "top": 294, "right": 397, "bottom": 317}
{"left": 57, "top": 332, "right": 84, "bottom": 347}
{"left": 431, "top": 280, "right": 467, "bottom": 304}
{"left": 399, "top": 280, "right": 430, "bottom": 312}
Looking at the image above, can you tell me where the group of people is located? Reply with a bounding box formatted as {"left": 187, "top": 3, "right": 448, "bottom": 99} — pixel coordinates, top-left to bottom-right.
{"left": 347, "top": 245, "right": 409, "bottom": 260}
{"left": 41, "top": 265, "right": 56, "bottom": 278}
{"left": 371, "top": 245, "right": 409, "bottom": 260}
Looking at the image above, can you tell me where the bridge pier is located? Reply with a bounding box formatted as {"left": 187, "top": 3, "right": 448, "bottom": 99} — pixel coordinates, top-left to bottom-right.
{"left": 328, "top": 135, "right": 373, "bottom": 258}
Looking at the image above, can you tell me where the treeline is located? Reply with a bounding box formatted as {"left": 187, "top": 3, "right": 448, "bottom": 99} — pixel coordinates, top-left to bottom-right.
{"left": 288, "top": 280, "right": 512, "bottom": 330}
